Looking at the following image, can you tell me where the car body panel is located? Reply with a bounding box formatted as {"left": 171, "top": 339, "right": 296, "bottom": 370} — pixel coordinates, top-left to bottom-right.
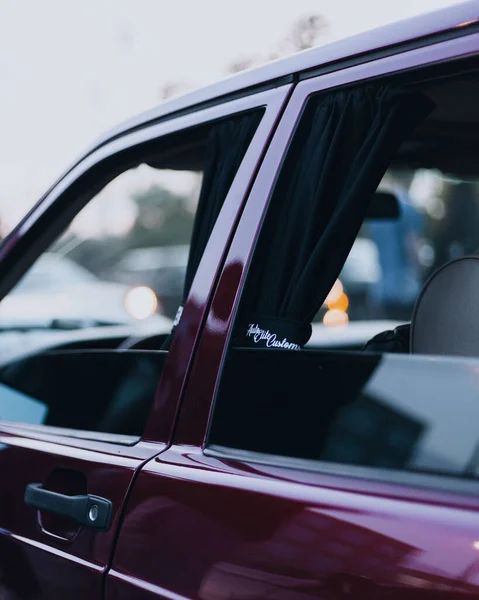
{"left": 107, "top": 446, "right": 479, "bottom": 599}
{"left": 0, "top": 431, "right": 159, "bottom": 598}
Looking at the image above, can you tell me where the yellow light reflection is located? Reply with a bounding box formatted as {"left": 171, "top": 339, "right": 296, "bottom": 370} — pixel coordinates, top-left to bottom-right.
{"left": 324, "top": 279, "right": 343, "bottom": 306}
{"left": 456, "top": 20, "right": 477, "bottom": 28}
{"left": 328, "top": 291, "right": 349, "bottom": 312}
{"left": 473, "top": 541, "right": 479, "bottom": 551}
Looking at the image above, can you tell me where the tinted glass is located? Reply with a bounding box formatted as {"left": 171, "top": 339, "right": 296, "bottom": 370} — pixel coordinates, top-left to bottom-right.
{"left": 0, "top": 350, "right": 166, "bottom": 437}
{"left": 211, "top": 348, "right": 479, "bottom": 479}
{"left": 313, "top": 168, "right": 479, "bottom": 337}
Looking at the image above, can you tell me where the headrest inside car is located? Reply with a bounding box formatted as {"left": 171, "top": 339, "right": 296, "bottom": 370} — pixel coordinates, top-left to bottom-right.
{"left": 411, "top": 256, "right": 479, "bottom": 357}
{"left": 367, "top": 191, "right": 400, "bottom": 220}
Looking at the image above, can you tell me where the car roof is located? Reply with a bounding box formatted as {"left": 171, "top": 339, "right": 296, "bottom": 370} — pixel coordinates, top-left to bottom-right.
{"left": 100, "top": 1, "right": 478, "bottom": 143}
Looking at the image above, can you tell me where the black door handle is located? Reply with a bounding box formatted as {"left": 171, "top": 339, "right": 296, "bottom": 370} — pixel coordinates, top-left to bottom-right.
{"left": 25, "top": 483, "right": 112, "bottom": 531}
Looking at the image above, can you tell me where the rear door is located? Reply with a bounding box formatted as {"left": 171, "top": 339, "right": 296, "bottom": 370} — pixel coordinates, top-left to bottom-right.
{"left": 107, "top": 31, "right": 479, "bottom": 600}
{"left": 0, "top": 87, "right": 290, "bottom": 599}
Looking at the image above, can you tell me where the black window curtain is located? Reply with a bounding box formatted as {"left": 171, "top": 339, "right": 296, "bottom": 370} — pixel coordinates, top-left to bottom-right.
{"left": 240, "top": 85, "right": 435, "bottom": 350}
{"left": 183, "top": 112, "right": 262, "bottom": 304}
{"left": 165, "top": 111, "right": 262, "bottom": 346}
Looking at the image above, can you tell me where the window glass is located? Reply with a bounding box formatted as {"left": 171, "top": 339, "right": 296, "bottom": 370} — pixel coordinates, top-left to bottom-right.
{"left": 209, "top": 73, "right": 479, "bottom": 486}
{"left": 0, "top": 163, "right": 199, "bottom": 359}
{"left": 313, "top": 168, "right": 479, "bottom": 336}
{"left": 0, "top": 110, "right": 262, "bottom": 437}
{"left": 0, "top": 350, "right": 166, "bottom": 437}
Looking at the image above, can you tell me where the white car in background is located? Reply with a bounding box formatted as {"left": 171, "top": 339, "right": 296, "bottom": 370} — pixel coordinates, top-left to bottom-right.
{"left": 0, "top": 253, "right": 172, "bottom": 330}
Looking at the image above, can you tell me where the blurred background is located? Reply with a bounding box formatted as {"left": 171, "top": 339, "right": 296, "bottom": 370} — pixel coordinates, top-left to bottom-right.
{"left": 0, "top": 0, "right": 471, "bottom": 332}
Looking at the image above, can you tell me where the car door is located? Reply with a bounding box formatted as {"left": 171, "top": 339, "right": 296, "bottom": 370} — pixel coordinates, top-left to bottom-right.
{"left": 0, "top": 86, "right": 291, "bottom": 599}
{"left": 106, "top": 29, "right": 479, "bottom": 600}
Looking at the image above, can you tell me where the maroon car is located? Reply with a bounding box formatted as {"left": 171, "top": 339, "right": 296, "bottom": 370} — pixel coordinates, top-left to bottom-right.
{"left": 1, "top": 3, "right": 479, "bottom": 598}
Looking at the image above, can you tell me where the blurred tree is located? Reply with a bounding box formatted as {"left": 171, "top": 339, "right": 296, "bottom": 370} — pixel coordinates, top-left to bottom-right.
{"left": 63, "top": 185, "right": 195, "bottom": 277}
{"left": 225, "top": 13, "right": 327, "bottom": 75}
{"left": 284, "top": 15, "right": 327, "bottom": 53}
{"left": 227, "top": 57, "right": 257, "bottom": 75}
{"left": 128, "top": 184, "right": 195, "bottom": 248}
{"left": 159, "top": 81, "right": 192, "bottom": 101}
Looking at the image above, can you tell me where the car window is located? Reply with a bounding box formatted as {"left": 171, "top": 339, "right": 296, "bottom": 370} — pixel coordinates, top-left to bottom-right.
{"left": 0, "top": 164, "right": 196, "bottom": 332}
{"left": 0, "top": 350, "right": 166, "bottom": 438}
{"left": 208, "top": 68, "right": 479, "bottom": 487}
{"left": 0, "top": 109, "right": 263, "bottom": 439}
{"left": 314, "top": 168, "right": 478, "bottom": 332}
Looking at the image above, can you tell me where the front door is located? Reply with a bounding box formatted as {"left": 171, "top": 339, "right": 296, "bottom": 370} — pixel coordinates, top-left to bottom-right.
{"left": 0, "top": 87, "right": 288, "bottom": 598}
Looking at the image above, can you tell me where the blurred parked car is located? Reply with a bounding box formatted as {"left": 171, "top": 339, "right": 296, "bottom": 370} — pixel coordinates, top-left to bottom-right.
{"left": 0, "top": 253, "right": 171, "bottom": 330}
{"left": 111, "top": 245, "right": 188, "bottom": 319}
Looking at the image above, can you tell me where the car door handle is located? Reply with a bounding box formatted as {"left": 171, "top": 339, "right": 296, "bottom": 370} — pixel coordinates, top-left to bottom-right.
{"left": 24, "top": 483, "right": 112, "bottom": 531}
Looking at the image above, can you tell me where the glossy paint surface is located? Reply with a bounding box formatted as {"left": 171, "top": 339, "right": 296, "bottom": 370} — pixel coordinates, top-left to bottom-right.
{"left": 109, "top": 446, "right": 479, "bottom": 599}
{"left": 109, "top": 29, "right": 479, "bottom": 600}
{"left": 0, "top": 431, "right": 160, "bottom": 598}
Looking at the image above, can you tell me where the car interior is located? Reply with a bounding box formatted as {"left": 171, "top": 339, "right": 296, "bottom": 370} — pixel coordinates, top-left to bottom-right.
{"left": 319, "top": 59, "right": 479, "bottom": 357}
{"left": 362, "top": 60, "right": 479, "bottom": 355}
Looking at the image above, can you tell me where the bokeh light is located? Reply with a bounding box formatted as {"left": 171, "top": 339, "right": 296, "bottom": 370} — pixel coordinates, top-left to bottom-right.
{"left": 125, "top": 286, "right": 158, "bottom": 320}
{"left": 323, "top": 308, "right": 349, "bottom": 327}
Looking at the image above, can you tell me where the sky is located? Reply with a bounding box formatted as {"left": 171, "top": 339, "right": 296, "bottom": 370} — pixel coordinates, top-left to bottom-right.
{"left": 0, "top": 0, "right": 464, "bottom": 230}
